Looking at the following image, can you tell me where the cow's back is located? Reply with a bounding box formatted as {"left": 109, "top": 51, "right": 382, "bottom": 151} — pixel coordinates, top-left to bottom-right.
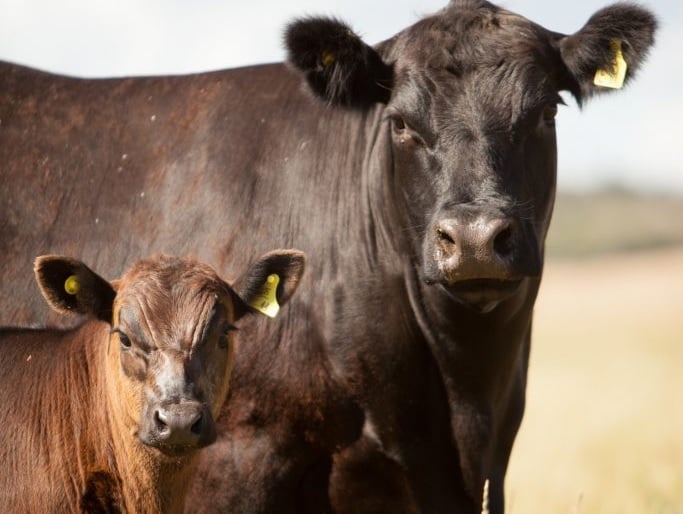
{"left": 0, "top": 61, "right": 331, "bottom": 326}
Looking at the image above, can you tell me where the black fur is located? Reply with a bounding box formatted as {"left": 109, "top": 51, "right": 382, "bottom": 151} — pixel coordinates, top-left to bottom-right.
{"left": 235, "top": 249, "right": 306, "bottom": 318}
{"left": 0, "top": 2, "right": 657, "bottom": 512}
{"left": 559, "top": 2, "right": 657, "bottom": 102}
{"left": 285, "top": 17, "right": 393, "bottom": 107}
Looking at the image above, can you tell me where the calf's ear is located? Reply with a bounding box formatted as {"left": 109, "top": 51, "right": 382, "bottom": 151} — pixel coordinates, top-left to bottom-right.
{"left": 233, "top": 250, "right": 306, "bottom": 320}
{"left": 34, "top": 256, "right": 116, "bottom": 323}
{"left": 558, "top": 3, "right": 657, "bottom": 102}
{"left": 285, "top": 17, "right": 393, "bottom": 107}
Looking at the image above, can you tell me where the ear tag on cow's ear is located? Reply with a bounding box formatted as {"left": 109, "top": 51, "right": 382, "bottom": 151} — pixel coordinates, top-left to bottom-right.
{"left": 593, "top": 39, "right": 627, "bottom": 89}
{"left": 249, "top": 274, "right": 280, "bottom": 318}
{"left": 322, "top": 51, "right": 335, "bottom": 68}
{"left": 64, "top": 275, "right": 80, "bottom": 295}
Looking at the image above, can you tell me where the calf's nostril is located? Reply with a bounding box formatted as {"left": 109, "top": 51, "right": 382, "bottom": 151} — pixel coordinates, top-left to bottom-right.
{"left": 154, "top": 410, "right": 168, "bottom": 431}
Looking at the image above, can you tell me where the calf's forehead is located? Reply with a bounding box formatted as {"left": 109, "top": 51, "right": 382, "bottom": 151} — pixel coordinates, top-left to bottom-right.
{"left": 113, "top": 258, "right": 230, "bottom": 349}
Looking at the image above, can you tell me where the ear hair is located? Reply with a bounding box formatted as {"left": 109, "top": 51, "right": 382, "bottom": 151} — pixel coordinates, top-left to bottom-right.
{"left": 233, "top": 249, "right": 306, "bottom": 319}
{"left": 285, "top": 17, "right": 393, "bottom": 107}
{"left": 34, "top": 255, "right": 116, "bottom": 323}
{"left": 558, "top": 2, "right": 657, "bottom": 102}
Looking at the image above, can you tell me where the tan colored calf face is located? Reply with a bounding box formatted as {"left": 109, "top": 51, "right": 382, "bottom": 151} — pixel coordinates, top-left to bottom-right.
{"left": 34, "top": 250, "right": 305, "bottom": 457}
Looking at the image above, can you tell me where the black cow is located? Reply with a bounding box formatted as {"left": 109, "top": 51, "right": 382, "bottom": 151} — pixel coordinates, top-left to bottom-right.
{"left": 0, "top": 1, "right": 656, "bottom": 512}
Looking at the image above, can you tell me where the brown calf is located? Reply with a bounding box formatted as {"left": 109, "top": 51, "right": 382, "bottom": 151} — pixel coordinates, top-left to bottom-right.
{"left": 0, "top": 250, "right": 305, "bottom": 513}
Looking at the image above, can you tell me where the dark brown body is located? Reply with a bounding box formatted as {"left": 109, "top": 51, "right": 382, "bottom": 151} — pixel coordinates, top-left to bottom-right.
{"left": 0, "top": 1, "right": 656, "bottom": 512}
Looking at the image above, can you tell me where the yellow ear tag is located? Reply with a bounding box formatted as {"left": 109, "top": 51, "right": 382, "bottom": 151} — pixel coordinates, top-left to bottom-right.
{"left": 249, "top": 274, "right": 280, "bottom": 318}
{"left": 593, "top": 39, "right": 627, "bottom": 89}
{"left": 64, "top": 275, "right": 80, "bottom": 295}
{"left": 322, "top": 51, "right": 335, "bottom": 68}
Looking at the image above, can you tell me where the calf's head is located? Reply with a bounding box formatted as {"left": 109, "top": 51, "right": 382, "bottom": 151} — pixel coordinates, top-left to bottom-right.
{"left": 286, "top": 1, "right": 655, "bottom": 311}
{"left": 34, "top": 250, "right": 305, "bottom": 456}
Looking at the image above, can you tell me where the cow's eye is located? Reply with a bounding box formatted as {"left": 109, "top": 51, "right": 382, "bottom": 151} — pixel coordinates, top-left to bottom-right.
{"left": 391, "top": 116, "right": 407, "bottom": 132}
{"left": 389, "top": 115, "right": 424, "bottom": 146}
{"left": 542, "top": 104, "right": 558, "bottom": 126}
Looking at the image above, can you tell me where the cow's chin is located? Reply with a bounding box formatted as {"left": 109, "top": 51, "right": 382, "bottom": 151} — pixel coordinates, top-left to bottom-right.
{"left": 435, "top": 278, "right": 523, "bottom": 313}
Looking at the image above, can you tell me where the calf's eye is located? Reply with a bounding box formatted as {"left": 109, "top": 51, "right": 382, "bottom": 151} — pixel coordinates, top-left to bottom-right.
{"left": 115, "top": 330, "right": 132, "bottom": 349}
{"left": 218, "top": 324, "right": 238, "bottom": 350}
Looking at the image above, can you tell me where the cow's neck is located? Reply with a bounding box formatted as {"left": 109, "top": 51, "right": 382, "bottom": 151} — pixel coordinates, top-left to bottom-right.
{"left": 402, "top": 263, "right": 538, "bottom": 497}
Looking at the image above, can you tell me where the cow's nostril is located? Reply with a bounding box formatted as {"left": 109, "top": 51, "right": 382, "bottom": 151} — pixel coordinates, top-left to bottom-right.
{"left": 493, "top": 225, "right": 514, "bottom": 256}
{"left": 190, "top": 413, "right": 203, "bottom": 435}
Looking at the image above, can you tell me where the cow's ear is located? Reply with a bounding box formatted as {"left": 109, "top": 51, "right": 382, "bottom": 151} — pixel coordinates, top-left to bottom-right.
{"left": 285, "top": 17, "right": 393, "bottom": 108}
{"left": 557, "top": 3, "right": 656, "bottom": 103}
{"left": 232, "top": 250, "right": 306, "bottom": 320}
{"left": 34, "top": 255, "right": 116, "bottom": 323}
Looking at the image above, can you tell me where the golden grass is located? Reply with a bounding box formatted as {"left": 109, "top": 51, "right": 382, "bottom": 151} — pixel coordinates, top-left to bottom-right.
{"left": 506, "top": 247, "right": 683, "bottom": 514}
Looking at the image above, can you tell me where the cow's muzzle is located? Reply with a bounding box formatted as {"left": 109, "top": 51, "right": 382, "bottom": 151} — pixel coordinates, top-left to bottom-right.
{"left": 425, "top": 215, "right": 540, "bottom": 311}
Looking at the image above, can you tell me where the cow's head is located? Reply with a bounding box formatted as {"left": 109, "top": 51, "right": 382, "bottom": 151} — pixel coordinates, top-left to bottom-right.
{"left": 286, "top": 1, "right": 655, "bottom": 312}
{"left": 34, "top": 250, "right": 305, "bottom": 456}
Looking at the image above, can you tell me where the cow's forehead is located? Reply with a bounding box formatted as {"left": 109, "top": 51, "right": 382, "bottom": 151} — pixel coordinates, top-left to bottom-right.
{"left": 114, "top": 257, "right": 229, "bottom": 349}
{"left": 390, "top": 3, "right": 555, "bottom": 79}
{"left": 385, "top": 4, "right": 562, "bottom": 133}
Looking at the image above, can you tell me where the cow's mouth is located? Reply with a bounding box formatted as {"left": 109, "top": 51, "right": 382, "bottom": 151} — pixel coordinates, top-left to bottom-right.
{"left": 144, "top": 441, "right": 198, "bottom": 458}
{"left": 438, "top": 278, "right": 522, "bottom": 312}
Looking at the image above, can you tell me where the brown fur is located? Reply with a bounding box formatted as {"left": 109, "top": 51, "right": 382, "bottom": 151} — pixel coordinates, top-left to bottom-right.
{"left": 0, "top": 322, "right": 194, "bottom": 512}
{"left": 0, "top": 251, "right": 304, "bottom": 513}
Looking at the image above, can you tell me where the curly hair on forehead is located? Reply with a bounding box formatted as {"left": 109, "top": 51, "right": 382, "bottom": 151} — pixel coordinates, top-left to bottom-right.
{"left": 116, "top": 255, "right": 228, "bottom": 306}
{"left": 387, "top": 0, "right": 555, "bottom": 74}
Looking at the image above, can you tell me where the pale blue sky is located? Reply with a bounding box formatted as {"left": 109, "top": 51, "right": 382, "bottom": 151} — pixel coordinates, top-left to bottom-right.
{"left": 1, "top": 0, "right": 679, "bottom": 193}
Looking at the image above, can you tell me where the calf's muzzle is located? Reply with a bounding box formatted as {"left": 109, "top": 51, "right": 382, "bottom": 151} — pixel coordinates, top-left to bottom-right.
{"left": 140, "top": 400, "right": 216, "bottom": 456}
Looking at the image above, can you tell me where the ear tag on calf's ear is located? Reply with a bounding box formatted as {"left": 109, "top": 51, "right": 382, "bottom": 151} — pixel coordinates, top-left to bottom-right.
{"left": 594, "top": 39, "right": 627, "bottom": 89}
{"left": 64, "top": 275, "right": 80, "bottom": 295}
{"left": 249, "top": 274, "right": 280, "bottom": 318}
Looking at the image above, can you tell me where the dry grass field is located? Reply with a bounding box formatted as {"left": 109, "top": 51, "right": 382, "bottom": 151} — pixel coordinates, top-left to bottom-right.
{"left": 506, "top": 247, "right": 683, "bottom": 514}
